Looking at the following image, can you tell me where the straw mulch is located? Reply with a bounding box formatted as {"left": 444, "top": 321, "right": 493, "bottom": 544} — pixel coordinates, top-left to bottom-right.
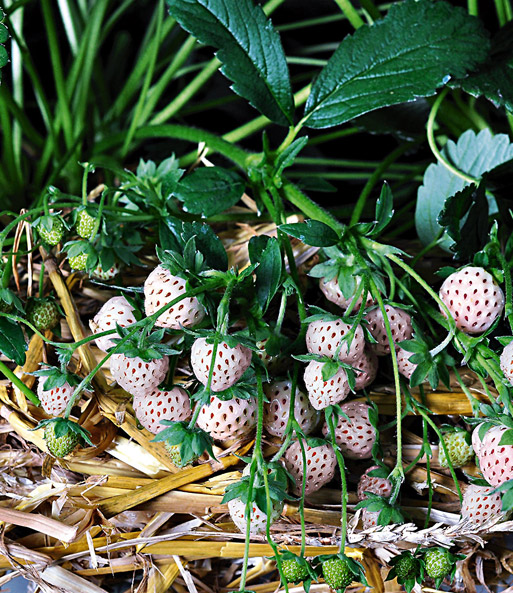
{"left": 0, "top": 218, "right": 512, "bottom": 593}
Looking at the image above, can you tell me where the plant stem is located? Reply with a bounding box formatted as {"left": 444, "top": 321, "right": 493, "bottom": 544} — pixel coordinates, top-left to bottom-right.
{"left": 333, "top": 0, "right": 365, "bottom": 28}
{"left": 421, "top": 415, "right": 433, "bottom": 527}
{"left": 468, "top": 0, "right": 478, "bottom": 14}
{"left": 0, "top": 360, "right": 39, "bottom": 406}
{"left": 326, "top": 409, "right": 348, "bottom": 551}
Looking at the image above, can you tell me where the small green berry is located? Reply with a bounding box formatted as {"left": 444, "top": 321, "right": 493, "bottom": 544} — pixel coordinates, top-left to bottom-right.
{"left": 393, "top": 554, "right": 417, "bottom": 580}
{"left": 439, "top": 430, "right": 473, "bottom": 468}
{"left": 164, "top": 442, "right": 197, "bottom": 468}
{"left": 26, "top": 298, "right": 60, "bottom": 331}
{"left": 68, "top": 253, "right": 88, "bottom": 271}
{"left": 423, "top": 548, "right": 452, "bottom": 580}
{"left": 76, "top": 209, "right": 97, "bottom": 239}
{"left": 322, "top": 558, "right": 354, "bottom": 591}
{"left": 44, "top": 422, "right": 79, "bottom": 458}
{"left": 38, "top": 217, "right": 64, "bottom": 246}
{"left": 281, "top": 558, "right": 309, "bottom": 584}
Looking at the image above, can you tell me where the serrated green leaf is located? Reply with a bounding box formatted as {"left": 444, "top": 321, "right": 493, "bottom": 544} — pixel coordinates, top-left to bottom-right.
{"left": 0, "top": 318, "right": 27, "bottom": 366}
{"left": 416, "top": 129, "right": 513, "bottom": 249}
{"left": 303, "top": 0, "right": 489, "bottom": 128}
{"left": 280, "top": 220, "right": 340, "bottom": 247}
{"left": 166, "top": 0, "right": 294, "bottom": 125}
{"left": 372, "top": 182, "right": 394, "bottom": 236}
{"left": 174, "top": 167, "right": 244, "bottom": 217}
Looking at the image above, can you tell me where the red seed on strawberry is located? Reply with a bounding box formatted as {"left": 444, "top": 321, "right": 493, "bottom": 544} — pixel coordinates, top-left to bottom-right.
{"left": 133, "top": 387, "right": 192, "bottom": 434}
{"left": 319, "top": 277, "right": 374, "bottom": 312}
{"left": 110, "top": 354, "right": 169, "bottom": 398}
{"left": 461, "top": 484, "right": 502, "bottom": 526}
{"left": 475, "top": 425, "right": 513, "bottom": 487}
{"left": 304, "top": 361, "right": 350, "bottom": 410}
{"left": 306, "top": 319, "right": 365, "bottom": 363}
{"left": 191, "top": 338, "right": 252, "bottom": 392}
{"left": 353, "top": 348, "right": 378, "bottom": 391}
{"left": 396, "top": 347, "right": 417, "bottom": 380}
{"left": 196, "top": 396, "right": 257, "bottom": 441}
{"left": 90, "top": 296, "right": 137, "bottom": 352}
{"left": 284, "top": 439, "right": 336, "bottom": 495}
{"left": 264, "top": 380, "right": 319, "bottom": 438}
{"left": 361, "top": 509, "right": 381, "bottom": 529}
{"left": 144, "top": 265, "right": 205, "bottom": 329}
{"left": 322, "top": 401, "right": 376, "bottom": 460}
{"left": 439, "top": 266, "right": 504, "bottom": 334}
{"left": 364, "top": 305, "right": 413, "bottom": 356}
{"left": 357, "top": 465, "right": 392, "bottom": 501}
{"left": 37, "top": 378, "right": 74, "bottom": 416}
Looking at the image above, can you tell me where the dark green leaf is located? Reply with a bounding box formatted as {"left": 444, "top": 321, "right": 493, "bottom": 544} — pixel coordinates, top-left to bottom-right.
{"left": 372, "top": 182, "right": 394, "bottom": 236}
{"left": 280, "top": 220, "right": 339, "bottom": 247}
{"left": 303, "top": 0, "right": 489, "bottom": 128}
{"left": 174, "top": 167, "right": 244, "bottom": 217}
{"left": 0, "top": 318, "right": 27, "bottom": 366}
{"left": 274, "top": 137, "right": 308, "bottom": 180}
{"left": 248, "top": 236, "right": 282, "bottom": 311}
{"left": 166, "top": 0, "right": 294, "bottom": 125}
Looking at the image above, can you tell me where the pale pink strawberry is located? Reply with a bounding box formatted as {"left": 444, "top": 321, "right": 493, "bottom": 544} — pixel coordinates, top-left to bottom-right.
{"left": 110, "top": 354, "right": 169, "bottom": 397}
{"left": 255, "top": 339, "right": 277, "bottom": 368}
{"left": 319, "top": 277, "right": 374, "bottom": 312}
{"left": 396, "top": 347, "right": 417, "bottom": 380}
{"left": 439, "top": 266, "right": 504, "bottom": 334}
{"left": 361, "top": 509, "right": 381, "bottom": 529}
{"left": 357, "top": 466, "right": 393, "bottom": 501}
{"left": 191, "top": 338, "right": 252, "bottom": 392}
{"left": 353, "top": 348, "right": 378, "bottom": 391}
{"left": 303, "top": 361, "right": 350, "bottom": 410}
{"left": 364, "top": 305, "right": 413, "bottom": 356}
{"left": 472, "top": 424, "right": 486, "bottom": 458}
{"left": 322, "top": 401, "right": 376, "bottom": 460}
{"left": 90, "top": 296, "right": 137, "bottom": 352}
{"left": 306, "top": 319, "right": 365, "bottom": 364}
{"left": 264, "top": 380, "right": 319, "bottom": 438}
{"left": 461, "top": 484, "right": 502, "bottom": 526}
{"left": 284, "top": 439, "right": 336, "bottom": 495}
{"left": 476, "top": 425, "right": 513, "bottom": 487}
{"left": 196, "top": 396, "right": 257, "bottom": 441}
{"left": 228, "top": 497, "right": 282, "bottom": 535}
{"left": 500, "top": 342, "right": 513, "bottom": 386}
{"left": 133, "top": 387, "right": 192, "bottom": 434}
{"left": 91, "top": 263, "right": 120, "bottom": 280}
{"left": 144, "top": 265, "right": 205, "bottom": 329}
{"left": 37, "top": 378, "right": 74, "bottom": 416}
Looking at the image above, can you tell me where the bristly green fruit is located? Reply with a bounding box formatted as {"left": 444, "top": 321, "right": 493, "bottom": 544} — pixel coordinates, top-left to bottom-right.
{"left": 76, "top": 208, "right": 97, "bottom": 239}
{"left": 438, "top": 430, "right": 473, "bottom": 468}
{"left": 386, "top": 551, "right": 422, "bottom": 593}
{"left": 281, "top": 557, "right": 310, "bottom": 584}
{"left": 322, "top": 558, "right": 354, "bottom": 591}
{"left": 26, "top": 298, "right": 60, "bottom": 331}
{"left": 69, "top": 253, "right": 88, "bottom": 271}
{"left": 44, "top": 422, "right": 79, "bottom": 458}
{"left": 38, "top": 217, "right": 65, "bottom": 246}
{"left": 393, "top": 554, "right": 417, "bottom": 580}
{"left": 423, "top": 548, "right": 452, "bottom": 580}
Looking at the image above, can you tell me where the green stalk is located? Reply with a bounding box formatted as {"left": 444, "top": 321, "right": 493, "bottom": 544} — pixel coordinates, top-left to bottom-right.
{"left": 421, "top": 415, "right": 433, "bottom": 527}
{"left": 468, "top": 0, "right": 478, "bottom": 14}
{"left": 326, "top": 410, "right": 348, "bottom": 551}
{"left": 0, "top": 360, "right": 39, "bottom": 406}
{"left": 333, "top": 0, "right": 365, "bottom": 28}
{"left": 297, "top": 436, "right": 308, "bottom": 556}
{"left": 495, "top": 0, "right": 506, "bottom": 24}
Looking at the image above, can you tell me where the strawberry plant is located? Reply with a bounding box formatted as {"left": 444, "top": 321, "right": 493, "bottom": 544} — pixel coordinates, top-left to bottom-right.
{"left": 1, "top": 0, "right": 513, "bottom": 591}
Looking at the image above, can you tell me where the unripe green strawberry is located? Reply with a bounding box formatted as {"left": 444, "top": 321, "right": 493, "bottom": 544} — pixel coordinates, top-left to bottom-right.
{"left": 393, "top": 554, "right": 417, "bottom": 580}
{"left": 76, "top": 209, "right": 97, "bottom": 239}
{"left": 164, "top": 442, "right": 197, "bottom": 468}
{"left": 438, "top": 430, "right": 473, "bottom": 468}
{"left": 322, "top": 558, "right": 353, "bottom": 590}
{"left": 44, "top": 422, "right": 79, "bottom": 458}
{"left": 281, "top": 558, "right": 309, "bottom": 584}
{"left": 26, "top": 298, "right": 60, "bottom": 331}
{"left": 423, "top": 548, "right": 452, "bottom": 580}
{"left": 38, "top": 217, "right": 64, "bottom": 246}
{"left": 69, "top": 253, "right": 88, "bottom": 271}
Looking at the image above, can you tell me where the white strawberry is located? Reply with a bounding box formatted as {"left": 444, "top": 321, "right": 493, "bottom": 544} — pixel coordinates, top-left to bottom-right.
{"left": 133, "top": 387, "right": 192, "bottom": 434}
{"left": 439, "top": 266, "right": 504, "bottom": 334}
{"left": 264, "top": 380, "right": 319, "bottom": 438}
{"left": 357, "top": 466, "right": 392, "bottom": 501}
{"left": 144, "top": 265, "right": 205, "bottom": 329}
{"left": 90, "top": 296, "right": 137, "bottom": 352}
{"left": 255, "top": 338, "right": 277, "bottom": 368}
{"left": 461, "top": 484, "right": 502, "bottom": 526}
{"left": 110, "top": 354, "right": 169, "bottom": 397}
{"left": 500, "top": 341, "right": 513, "bottom": 386}
{"left": 353, "top": 348, "right": 378, "bottom": 391}
{"left": 322, "top": 401, "right": 376, "bottom": 460}
{"left": 306, "top": 319, "right": 365, "bottom": 363}
{"left": 196, "top": 396, "right": 257, "bottom": 441}
{"left": 472, "top": 423, "right": 487, "bottom": 458}
{"left": 396, "top": 347, "right": 417, "bottom": 380}
{"left": 91, "top": 263, "right": 120, "bottom": 281}
{"left": 284, "top": 439, "right": 337, "bottom": 495}
{"left": 37, "top": 378, "right": 74, "bottom": 416}
{"left": 364, "top": 305, "right": 413, "bottom": 356}
{"left": 475, "top": 425, "right": 513, "bottom": 487}
{"left": 303, "top": 361, "right": 350, "bottom": 410}
{"left": 228, "top": 497, "right": 282, "bottom": 535}
{"left": 191, "top": 338, "right": 252, "bottom": 392}
{"left": 361, "top": 509, "right": 380, "bottom": 530}
{"left": 319, "top": 277, "right": 374, "bottom": 312}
